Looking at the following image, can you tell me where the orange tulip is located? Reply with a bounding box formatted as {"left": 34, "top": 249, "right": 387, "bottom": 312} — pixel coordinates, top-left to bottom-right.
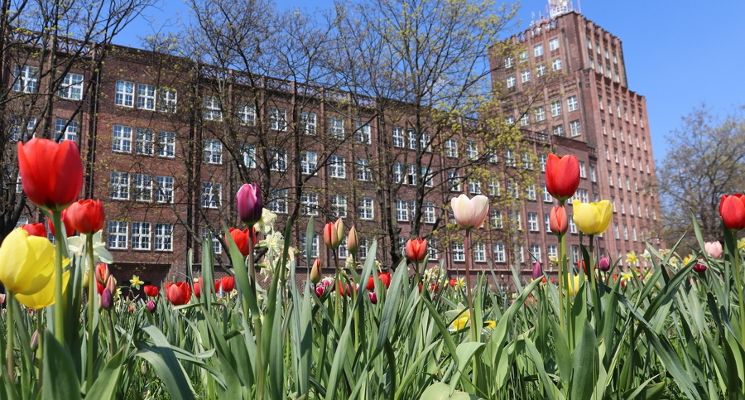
{"left": 17, "top": 138, "right": 83, "bottom": 210}
{"left": 405, "top": 238, "right": 428, "bottom": 262}
{"left": 549, "top": 205, "right": 568, "bottom": 234}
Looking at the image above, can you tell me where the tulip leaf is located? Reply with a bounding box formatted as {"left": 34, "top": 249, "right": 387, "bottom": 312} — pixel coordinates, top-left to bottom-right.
{"left": 85, "top": 349, "right": 125, "bottom": 399}
{"left": 420, "top": 382, "right": 478, "bottom": 400}
{"left": 41, "top": 331, "right": 81, "bottom": 400}
{"left": 570, "top": 321, "right": 598, "bottom": 400}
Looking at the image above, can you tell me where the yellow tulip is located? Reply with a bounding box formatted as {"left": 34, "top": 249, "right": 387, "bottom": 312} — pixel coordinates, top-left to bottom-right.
{"left": 572, "top": 200, "right": 613, "bottom": 235}
{"left": 15, "top": 270, "right": 70, "bottom": 309}
{"left": 450, "top": 310, "right": 470, "bottom": 330}
{"left": 484, "top": 320, "right": 496, "bottom": 329}
{"left": 567, "top": 275, "right": 582, "bottom": 297}
{"left": 0, "top": 228, "right": 56, "bottom": 296}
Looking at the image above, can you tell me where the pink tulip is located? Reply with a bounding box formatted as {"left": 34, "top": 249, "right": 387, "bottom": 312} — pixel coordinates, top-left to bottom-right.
{"left": 705, "top": 241, "right": 723, "bottom": 259}
{"left": 531, "top": 261, "right": 542, "bottom": 280}
{"left": 598, "top": 256, "right": 611, "bottom": 272}
{"left": 450, "top": 194, "right": 489, "bottom": 229}
{"left": 236, "top": 183, "right": 263, "bottom": 227}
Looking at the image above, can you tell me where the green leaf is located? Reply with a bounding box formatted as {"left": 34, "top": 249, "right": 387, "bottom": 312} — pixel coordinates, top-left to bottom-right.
{"left": 85, "top": 350, "right": 125, "bottom": 399}
{"left": 42, "top": 331, "right": 81, "bottom": 400}
{"left": 420, "top": 382, "right": 479, "bottom": 400}
{"left": 570, "top": 321, "right": 598, "bottom": 400}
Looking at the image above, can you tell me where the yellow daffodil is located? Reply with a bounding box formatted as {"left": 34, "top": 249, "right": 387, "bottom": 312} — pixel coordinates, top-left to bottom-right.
{"left": 626, "top": 251, "right": 638, "bottom": 265}
{"left": 572, "top": 200, "right": 613, "bottom": 235}
{"left": 484, "top": 320, "right": 496, "bottom": 329}
{"left": 130, "top": 275, "right": 144, "bottom": 289}
{"left": 0, "top": 228, "right": 69, "bottom": 309}
{"left": 738, "top": 238, "right": 745, "bottom": 252}
{"left": 454, "top": 277, "right": 466, "bottom": 289}
{"left": 450, "top": 310, "right": 470, "bottom": 331}
{"left": 682, "top": 255, "right": 694, "bottom": 266}
{"left": 620, "top": 271, "right": 633, "bottom": 282}
{"left": 567, "top": 274, "right": 582, "bottom": 297}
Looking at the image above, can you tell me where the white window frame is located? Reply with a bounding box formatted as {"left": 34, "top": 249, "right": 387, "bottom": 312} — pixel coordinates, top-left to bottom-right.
{"left": 356, "top": 158, "right": 373, "bottom": 181}
{"left": 269, "top": 149, "right": 287, "bottom": 172}
{"left": 396, "top": 199, "right": 410, "bottom": 222}
{"left": 115, "top": 80, "right": 135, "bottom": 107}
{"left": 328, "top": 116, "right": 345, "bottom": 139}
{"left": 137, "top": 83, "right": 156, "bottom": 110}
{"left": 201, "top": 182, "right": 222, "bottom": 209}
{"left": 154, "top": 224, "right": 173, "bottom": 252}
{"left": 329, "top": 155, "right": 346, "bottom": 179}
{"left": 270, "top": 108, "right": 287, "bottom": 131}
{"left": 300, "top": 192, "right": 319, "bottom": 216}
{"left": 157, "top": 131, "right": 176, "bottom": 158}
{"left": 300, "top": 151, "right": 318, "bottom": 176}
{"left": 204, "top": 96, "right": 223, "bottom": 121}
{"left": 300, "top": 112, "right": 317, "bottom": 135}
{"left": 452, "top": 243, "right": 465, "bottom": 262}
{"left": 107, "top": 221, "right": 128, "bottom": 250}
{"left": 330, "top": 195, "right": 347, "bottom": 218}
{"left": 156, "top": 176, "right": 174, "bottom": 204}
{"left": 392, "top": 127, "right": 405, "bottom": 148}
{"left": 112, "top": 125, "right": 132, "bottom": 153}
{"left": 203, "top": 139, "right": 223, "bottom": 164}
{"left": 135, "top": 128, "right": 154, "bottom": 156}
{"left": 239, "top": 104, "right": 257, "bottom": 126}
{"left": 131, "top": 222, "right": 152, "bottom": 250}
{"left": 110, "top": 172, "right": 129, "bottom": 200}
{"left": 358, "top": 197, "right": 375, "bottom": 220}
{"left": 133, "top": 173, "right": 153, "bottom": 202}
{"left": 13, "top": 65, "right": 39, "bottom": 93}
{"left": 58, "top": 73, "right": 84, "bottom": 100}
{"left": 158, "top": 88, "right": 178, "bottom": 113}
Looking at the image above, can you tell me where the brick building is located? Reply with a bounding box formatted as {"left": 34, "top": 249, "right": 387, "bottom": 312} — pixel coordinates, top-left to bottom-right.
{"left": 9, "top": 4, "right": 660, "bottom": 286}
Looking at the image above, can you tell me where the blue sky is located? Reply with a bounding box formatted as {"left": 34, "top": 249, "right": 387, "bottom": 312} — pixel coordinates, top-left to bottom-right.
{"left": 119, "top": 0, "right": 745, "bottom": 164}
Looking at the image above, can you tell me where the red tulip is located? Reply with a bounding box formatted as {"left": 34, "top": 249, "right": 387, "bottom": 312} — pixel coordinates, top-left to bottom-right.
{"left": 17, "top": 138, "right": 83, "bottom": 210}
{"left": 227, "top": 227, "right": 256, "bottom": 256}
{"left": 220, "top": 275, "right": 235, "bottom": 292}
{"left": 66, "top": 199, "right": 105, "bottom": 234}
{"left": 379, "top": 272, "right": 391, "bottom": 288}
{"left": 337, "top": 282, "right": 357, "bottom": 297}
{"left": 368, "top": 292, "right": 378, "bottom": 304}
{"left": 95, "top": 263, "right": 110, "bottom": 295}
{"left": 693, "top": 263, "right": 707, "bottom": 273}
{"left": 315, "top": 285, "right": 326, "bottom": 297}
{"left": 405, "top": 238, "right": 428, "bottom": 263}
{"left": 719, "top": 194, "right": 745, "bottom": 230}
{"left": 21, "top": 223, "right": 47, "bottom": 237}
{"left": 545, "top": 153, "right": 580, "bottom": 202}
{"left": 549, "top": 205, "right": 568, "bottom": 235}
{"left": 236, "top": 183, "right": 263, "bottom": 226}
{"left": 193, "top": 280, "right": 202, "bottom": 298}
{"left": 449, "top": 278, "right": 457, "bottom": 288}
{"left": 47, "top": 208, "right": 76, "bottom": 237}
{"left": 166, "top": 282, "right": 192, "bottom": 305}
{"left": 143, "top": 284, "right": 159, "bottom": 297}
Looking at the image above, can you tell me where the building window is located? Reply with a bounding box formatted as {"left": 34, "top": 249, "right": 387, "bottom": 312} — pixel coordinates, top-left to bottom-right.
{"left": 569, "top": 219, "right": 577, "bottom": 234}
{"left": 300, "top": 192, "right": 319, "bottom": 216}
{"left": 473, "top": 242, "right": 486, "bottom": 262}
{"left": 269, "top": 149, "right": 287, "bottom": 172}
{"left": 519, "top": 114, "right": 529, "bottom": 126}
{"left": 551, "top": 58, "right": 562, "bottom": 71}
{"left": 536, "top": 64, "right": 546, "bottom": 77}
{"left": 133, "top": 174, "right": 153, "bottom": 202}
{"left": 131, "top": 222, "right": 151, "bottom": 250}
{"left": 115, "top": 80, "right": 135, "bottom": 107}
{"left": 137, "top": 83, "right": 156, "bottom": 110}
{"left": 58, "top": 73, "right": 84, "bottom": 100}
{"left": 590, "top": 165, "right": 597, "bottom": 182}
{"left": 392, "top": 127, "right": 405, "bottom": 148}
{"left": 356, "top": 158, "right": 373, "bottom": 181}
{"left": 465, "top": 139, "right": 478, "bottom": 160}
{"left": 112, "top": 125, "right": 132, "bottom": 153}
{"left": 300, "top": 233, "right": 319, "bottom": 259}
{"left": 269, "top": 189, "right": 288, "bottom": 214}
{"left": 490, "top": 210, "right": 503, "bottom": 229}
{"left": 544, "top": 214, "right": 551, "bottom": 231}
{"left": 204, "top": 96, "right": 223, "bottom": 121}
{"left": 300, "top": 112, "right": 317, "bottom": 135}
{"left": 109, "top": 172, "right": 129, "bottom": 200}
{"left": 549, "top": 37, "right": 559, "bottom": 51}
{"left": 548, "top": 245, "right": 558, "bottom": 260}
{"left": 539, "top": 154, "right": 547, "bottom": 171}
{"left": 358, "top": 238, "right": 370, "bottom": 260}
{"left": 203, "top": 139, "right": 223, "bottom": 164}
{"left": 158, "top": 88, "right": 177, "bottom": 113}
{"left": 506, "top": 76, "right": 515, "bottom": 88}
{"left": 428, "top": 238, "right": 439, "bottom": 260}
{"left": 522, "top": 152, "right": 534, "bottom": 170}
{"left": 358, "top": 197, "right": 374, "bottom": 220}
{"left": 135, "top": 128, "right": 154, "bottom": 156}
{"left": 405, "top": 164, "right": 418, "bottom": 185}
{"left": 550, "top": 100, "right": 561, "bottom": 117}
{"left": 300, "top": 151, "right": 318, "bottom": 175}
{"left": 107, "top": 221, "right": 128, "bottom": 250}
{"left": 552, "top": 125, "right": 565, "bottom": 137}
{"left": 423, "top": 202, "right": 436, "bottom": 224}
{"left": 468, "top": 180, "right": 481, "bottom": 195}
{"left": 157, "top": 132, "right": 176, "bottom": 158}
{"left": 520, "top": 70, "right": 531, "bottom": 83}
{"left": 242, "top": 144, "right": 256, "bottom": 169}
{"left": 396, "top": 199, "right": 410, "bottom": 222}
{"left": 569, "top": 120, "right": 581, "bottom": 137}
{"left": 355, "top": 121, "right": 372, "bottom": 144}
{"left": 579, "top": 161, "right": 587, "bottom": 178}
{"left": 526, "top": 185, "right": 536, "bottom": 201}
{"left": 156, "top": 176, "right": 174, "bottom": 203}
{"left": 528, "top": 212, "right": 539, "bottom": 232}
{"left": 543, "top": 186, "right": 553, "bottom": 202}
{"left": 504, "top": 56, "right": 513, "bottom": 68}
{"left": 13, "top": 65, "right": 39, "bottom": 93}
{"left": 533, "top": 44, "right": 543, "bottom": 57}
{"left": 239, "top": 104, "right": 256, "bottom": 126}
{"left": 201, "top": 182, "right": 221, "bottom": 209}
{"left": 448, "top": 170, "right": 462, "bottom": 192}
{"left": 493, "top": 243, "right": 506, "bottom": 263}
{"left": 534, "top": 107, "right": 545, "bottom": 122}
{"left": 202, "top": 228, "right": 222, "bottom": 255}
{"left": 330, "top": 195, "right": 347, "bottom": 218}
{"left": 54, "top": 118, "right": 78, "bottom": 142}
{"left": 518, "top": 50, "right": 528, "bottom": 62}
{"left": 329, "top": 155, "right": 346, "bottom": 178}
{"left": 567, "top": 95, "right": 578, "bottom": 111}
{"left": 530, "top": 244, "right": 542, "bottom": 263}
{"left": 154, "top": 224, "right": 173, "bottom": 252}
{"left": 452, "top": 243, "right": 465, "bottom": 262}
{"left": 505, "top": 149, "right": 515, "bottom": 167}
{"left": 328, "top": 116, "right": 345, "bottom": 139}
{"left": 445, "top": 139, "right": 458, "bottom": 158}
{"left": 392, "top": 163, "right": 404, "bottom": 184}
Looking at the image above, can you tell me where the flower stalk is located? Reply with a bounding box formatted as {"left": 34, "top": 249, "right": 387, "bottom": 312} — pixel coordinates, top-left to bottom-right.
{"left": 51, "top": 210, "right": 66, "bottom": 345}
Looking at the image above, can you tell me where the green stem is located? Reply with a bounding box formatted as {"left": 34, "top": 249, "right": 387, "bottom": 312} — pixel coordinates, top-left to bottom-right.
{"left": 558, "top": 232, "right": 566, "bottom": 331}
{"left": 464, "top": 229, "right": 475, "bottom": 341}
{"left": 732, "top": 232, "right": 745, "bottom": 341}
{"left": 85, "top": 233, "right": 96, "bottom": 391}
{"left": 51, "top": 210, "right": 65, "bottom": 345}
{"left": 5, "top": 290, "right": 15, "bottom": 384}
{"left": 247, "top": 238, "right": 264, "bottom": 399}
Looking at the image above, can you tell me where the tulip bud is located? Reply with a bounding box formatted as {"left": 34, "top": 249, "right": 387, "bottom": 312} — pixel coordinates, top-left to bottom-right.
{"left": 315, "top": 285, "right": 325, "bottom": 297}
{"left": 100, "top": 288, "right": 113, "bottom": 310}
{"left": 323, "top": 219, "right": 344, "bottom": 249}
{"left": 220, "top": 276, "right": 235, "bottom": 293}
{"left": 194, "top": 280, "right": 202, "bottom": 298}
{"left": 347, "top": 226, "right": 359, "bottom": 255}
{"left": 310, "top": 259, "right": 322, "bottom": 283}
{"left": 449, "top": 278, "right": 457, "bottom": 288}
{"left": 450, "top": 194, "right": 489, "bottom": 229}
{"left": 531, "top": 261, "right": 542, "bottom": 280}
{"left": 95, "top": 263, "right": 110, "bottom": 295}
{"left": 368, "top": 292, "right": 378, "bottom": 304}
{"left": 379, "top": 272, "right": 391, "bottom": 288}
{"left": 705, "top": 241, "right": 723, "bottom": 259}
{"left": 106, "top": 275, "right": 117, "bottom": 294}
{"left": 65, "top": 199, "right": 105, "bottom": 234}
{"left": 146, "top": 300, "right": 157, "bottom": 313}
{"left": 405, "top": 238, "right": 428, "bottom": 263}
{"left": 693, "top": 263, "right": 707, "bottom": 273}
{"left": 30, "top": 330, "right": 39, "bottom": 351}
{"left": 598, "top": 256, "right": 611, "bottom": 272}
{"left": 236, "top": 183, "right": 263, "bottom": 227}
{"left": 549, "top": 206, "right": 568, "bottom": 235}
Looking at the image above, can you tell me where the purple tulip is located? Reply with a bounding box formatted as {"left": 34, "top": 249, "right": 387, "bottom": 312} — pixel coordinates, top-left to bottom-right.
{"left": 146, "top": 300, "right": 157, "bottom": 313}
{"left": 236, "top": 183, "right": 263, "bottom": 226}
{"left": 531, "top": 261, "right": 542, "bottom": 280}
{"left": 100, "top": 288, "right": 113, "bottom": 310}
{"left": 598, "top": 256, "right": 611, "bottom": 272}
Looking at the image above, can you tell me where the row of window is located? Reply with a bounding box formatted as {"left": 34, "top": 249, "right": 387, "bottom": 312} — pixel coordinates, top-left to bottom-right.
{"left": 505, "top": 59, "right": 563, "bottom": 88}
{"left": 115, "top": 80, "right": 177, "bottom": 112}
{"left": 503, "top": 37, "right": 561, "bottom": 69}
{"left": 112, "top": 125, "right": 177, "bottom": 157}
{"left": 109, "top": 172, "right": 174, "bottom": 203}
{"left": 107, "top": 221, "right": 174, "bottom": 251}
